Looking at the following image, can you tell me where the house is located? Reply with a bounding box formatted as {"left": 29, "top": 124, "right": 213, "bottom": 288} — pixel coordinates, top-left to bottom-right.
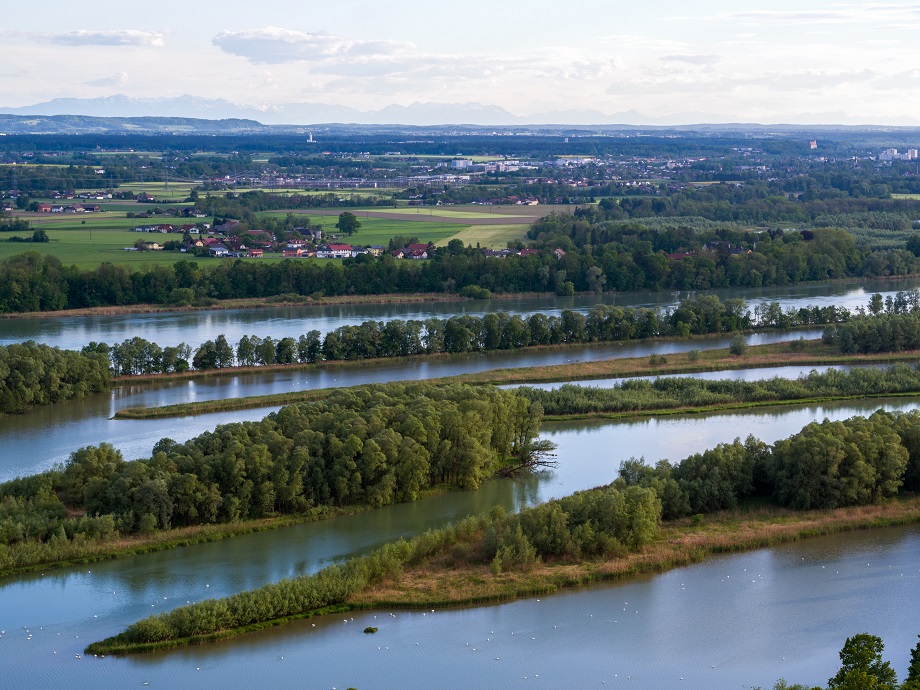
{"left": 247, "top": 249, "right": 263, "bottom": 258}
{"left": 282, "top": 248, "right": 303, "bottom": 257}
{"left": 519, "top": 248, "right": 540, "bottom": 257}
{"left": 553, "top": 248, "right": 566, "bottom": 260}
{"left": 350, "top": 247, "right": 369, "bottom": 258}
{"left": 208, "top": 243, "right": 230, "bottom": 257}
{"left": 37, "top": 203, "right": 52, "bottom": 213}
{"left": 316, "top": 243, "right": 353, "bottom": 259}
{"left": 367, "top": 245, "right": 386, "bottom": 256}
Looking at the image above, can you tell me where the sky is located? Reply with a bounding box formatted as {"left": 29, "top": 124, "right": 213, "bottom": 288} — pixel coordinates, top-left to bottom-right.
{"left": 3, "top": 1, "right": 920, "bottom": 124}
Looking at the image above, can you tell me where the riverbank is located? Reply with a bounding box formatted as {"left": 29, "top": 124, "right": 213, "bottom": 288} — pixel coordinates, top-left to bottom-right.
{"left": 86, "top": 496, "right": 920, "bottom": 655}
{"left": 113, "top": 339, "right": 920, "bottom": 419}
{"left": 0, "top": 485, "right": 450, "bottom": 580}
{"left": 350, "top": 499, "right": 920, "bottom": 609}
{"left": 0, "top": 291, "right": 476, "bottom": 319}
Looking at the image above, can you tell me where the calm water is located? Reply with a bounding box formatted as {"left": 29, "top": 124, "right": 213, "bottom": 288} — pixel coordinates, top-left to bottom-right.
{"left": 2, "top": 276, "right": 916, "bottom": 351}
{"left": 1, "top": 401, "right": 919, "bottom": 689}
{"left": 0, "top": 329, "right": 823, "bottom": 482}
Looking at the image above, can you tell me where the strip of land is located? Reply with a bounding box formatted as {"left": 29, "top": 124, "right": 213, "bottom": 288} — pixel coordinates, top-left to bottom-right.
{"left": 113, "top": 340, "right": 920, "bottom": 419}
{"left": 85, "top": 497, "right": 920, "bottom": 654}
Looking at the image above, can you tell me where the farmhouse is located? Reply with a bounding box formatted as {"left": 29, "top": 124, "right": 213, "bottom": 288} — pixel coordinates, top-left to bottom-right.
{"left": 316, "top": 243, "right": 353, "bottom": 259}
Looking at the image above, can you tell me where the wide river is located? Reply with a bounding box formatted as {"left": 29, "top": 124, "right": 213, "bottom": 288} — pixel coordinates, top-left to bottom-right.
{"left": 2, "top": 280, "right": 920, "bottom": 688}
{"left": 3, "top": 276, "right": 919, "bottom": 351}
{"left": 1, "top": 400, "right": 919, "bottom": 689}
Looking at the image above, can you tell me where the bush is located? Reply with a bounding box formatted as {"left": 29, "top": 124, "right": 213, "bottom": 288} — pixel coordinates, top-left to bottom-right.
{"left": 729, "top": 335, "right": 748, "bottom": 356}
{"left": 459, "top": 285, "right": 492, "bottom": 299}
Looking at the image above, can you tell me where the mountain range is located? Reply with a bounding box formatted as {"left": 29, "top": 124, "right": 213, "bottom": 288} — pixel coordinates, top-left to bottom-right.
{"left": 0, "top": 94, "right": 732, "bottom": 127}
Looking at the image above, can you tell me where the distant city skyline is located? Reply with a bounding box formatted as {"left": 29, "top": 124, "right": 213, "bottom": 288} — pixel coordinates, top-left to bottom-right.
{"left": 5, "top": 1, "right": 920, "bottom": 125}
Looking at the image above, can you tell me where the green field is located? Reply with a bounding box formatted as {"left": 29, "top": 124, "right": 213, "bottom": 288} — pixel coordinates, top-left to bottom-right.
{"left": 365, "top": 208, "right": 521, "bottom": 219}
{"left": 117, "top": 181, "right": 197, "bottom": 201}
{"left": 0, "top": 212, "right": 210, "bottom": 268}
{"left": 433, "top": 224, "right": 530, "bottom": 247}
{"left": 306, "top": 215, "right": 460, "bottom": 245}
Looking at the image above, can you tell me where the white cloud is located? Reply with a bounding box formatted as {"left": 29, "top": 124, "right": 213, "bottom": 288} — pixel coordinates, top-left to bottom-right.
{"left": 50, "top": 30, "right": 164, "bottom": 47}
{"left": 84, "top": 72, "right": 129, "bottom": 88}
{"left": 716, "top": 4, "right": 920, "bottom": 26}
{"left": 660, "top": 54, "right": 720, "bottom": 66}
{"left": 212, "top": 27, "right": 411, "bottom": 64}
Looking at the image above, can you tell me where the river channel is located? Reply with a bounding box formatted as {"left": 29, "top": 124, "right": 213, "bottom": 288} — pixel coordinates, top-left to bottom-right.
{"left": 2, "top": 276, "right": 918, "bottom": 351}
{"left": 0, "top": 328, "right": 825, "bottom": 482}
{"left": 1, "top": 400, "right": 919, "bottom": 689}
{"left": 3, "top": 281, "right": 920, "bottom": 688}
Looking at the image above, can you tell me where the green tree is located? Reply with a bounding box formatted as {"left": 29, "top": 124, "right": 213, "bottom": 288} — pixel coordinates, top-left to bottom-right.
{"left": 335, "top": 212, "right": 361, "bottom": 236}
{"left": 827, "top": 633, "right": 897, "bottom": 690}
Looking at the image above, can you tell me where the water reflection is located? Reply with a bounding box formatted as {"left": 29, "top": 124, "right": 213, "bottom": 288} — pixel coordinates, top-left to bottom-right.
{"left": 2, "top": 276, "right": 916, "bottom": 351}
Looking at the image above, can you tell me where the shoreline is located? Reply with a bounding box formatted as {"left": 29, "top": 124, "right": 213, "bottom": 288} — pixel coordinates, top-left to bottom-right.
{"left": 85, "top": 497, "right": 920, "bottom": 655}
{"left": 4, "top": 273, "right": 920, "bottom": 320}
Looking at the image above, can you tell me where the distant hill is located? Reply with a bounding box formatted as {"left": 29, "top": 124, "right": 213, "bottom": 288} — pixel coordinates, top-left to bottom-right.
{"left": 0, "top": 114, "right": 270, "bottom": 135}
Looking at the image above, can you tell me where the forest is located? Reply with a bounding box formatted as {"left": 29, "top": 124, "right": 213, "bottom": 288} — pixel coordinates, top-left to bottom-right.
{"left": 0, "top": 382, "right": 545, "bottom": 569}
{"left": 86, "top": 407, "right": 920, "bottom": 653}
{"left": 0, "top": 341, "right": 110, "bottom": 413}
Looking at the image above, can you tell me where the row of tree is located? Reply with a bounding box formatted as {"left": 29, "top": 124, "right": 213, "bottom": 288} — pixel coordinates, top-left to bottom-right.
{"left": 618, "top": 408, "right": 920, "bottom": 516}
{"left": 0, "top": 341, "right": 110, "bottom": 414}
{"left": 520, "top": 363, "right": 920, "bottom": 416}
{"left": 0, "top": 383, "right": 545, "bottom": 545}
{"left": 824, "top": 311, "right": 920, "bottom": 354}
{"left": 87, "top": 296, "right": 851, "bottom": 376}
{"left": 1, "top": 223, "right": 917, "bottom": 314}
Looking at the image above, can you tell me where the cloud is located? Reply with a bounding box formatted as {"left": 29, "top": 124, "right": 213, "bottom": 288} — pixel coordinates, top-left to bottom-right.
{"left": 212, "top": 27, "right": 411, "bottom": 64}
{"left": 84, "top": 72, "right": 129, "bottom": 88}
{"left": 716, "top": 4, "right": 920, "bottom": 26}
{"left": 661, "top": 54, "right": 720, "bottom": 65}
{"left": 50, "top": 30, "right": 164, "bottom": 47}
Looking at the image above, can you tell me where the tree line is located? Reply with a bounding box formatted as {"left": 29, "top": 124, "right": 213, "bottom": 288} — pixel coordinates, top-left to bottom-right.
{"left": 87, "top": 407, "right": 920, "bottom": 653}
{"left": 85, "top": 295, "right": 850, "bottom": 376}
{"left": 0, "top": 341, "right": 110, "bottom": 414}
{"left": 1, "top": 223, "right": 917, "bottom": 314}
{"left": 0, "top": 383, "right": 545, "bottom": 560}
{"left": 520, "top": 363, "right": 920, "bottom": 417}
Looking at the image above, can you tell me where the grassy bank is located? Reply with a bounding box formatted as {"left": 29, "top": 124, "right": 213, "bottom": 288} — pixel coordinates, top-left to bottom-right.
{"left": 349, "top": 499, "right": 920, "bottom": 609}
{"left": 86, "top": 497, "right": 920, "bottom": 655}
{"left": 113, "top": 340, "right": 920, "bottom": 419}
{"left": 0, "top": 291, "right": 475, "bottom": 320}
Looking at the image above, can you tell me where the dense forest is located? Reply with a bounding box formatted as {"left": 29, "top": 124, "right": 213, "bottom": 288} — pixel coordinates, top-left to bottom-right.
{"left": 0, "top": 341, "right": 110, "bottom": 413}
{"left": 0, "top": 382, "right": 545, "bottom": 569}
{"left": 88, "top": 408, "right": 920, "bottom": 652}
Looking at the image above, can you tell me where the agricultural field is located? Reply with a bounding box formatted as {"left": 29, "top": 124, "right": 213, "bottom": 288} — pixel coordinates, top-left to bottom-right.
{"left": 433, "top": 224, "right": 530, "bottom": 247}
{"left": 0, "top": 212, "right": 213, "bottom": 268}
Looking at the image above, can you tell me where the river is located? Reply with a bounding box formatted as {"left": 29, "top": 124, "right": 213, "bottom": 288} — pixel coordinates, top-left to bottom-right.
{"left": 2, "top": 276, "right": 917, "bottom": 351}
{"left": 1, "top": 400, "right": 919, "bottom": 689}
{"left": 0, "top": 328, "right": 824, "bottom": 482}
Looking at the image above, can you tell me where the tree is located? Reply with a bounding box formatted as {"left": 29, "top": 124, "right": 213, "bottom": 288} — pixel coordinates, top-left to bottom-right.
{"left": 335, "top": 212, "right": 361, "bottom": 236}
{"left": 729, "top": 334, "right": 748, "bottom": 356}
{"left": 827, "top": 633, "right": 897, "bottom": 690}
{"left": 905, "top": 635, "right": 920, "bottom": 690}
{"left": 31, "top": 228, "right": 49, "bottom": 243}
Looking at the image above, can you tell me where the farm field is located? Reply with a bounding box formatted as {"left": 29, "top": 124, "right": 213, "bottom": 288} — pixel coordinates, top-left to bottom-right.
{"left": 266, "top": 210, "right": 532, "bottom": 247}
{"left": 433, "top": 223, "right": 530, "bottom": 247}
